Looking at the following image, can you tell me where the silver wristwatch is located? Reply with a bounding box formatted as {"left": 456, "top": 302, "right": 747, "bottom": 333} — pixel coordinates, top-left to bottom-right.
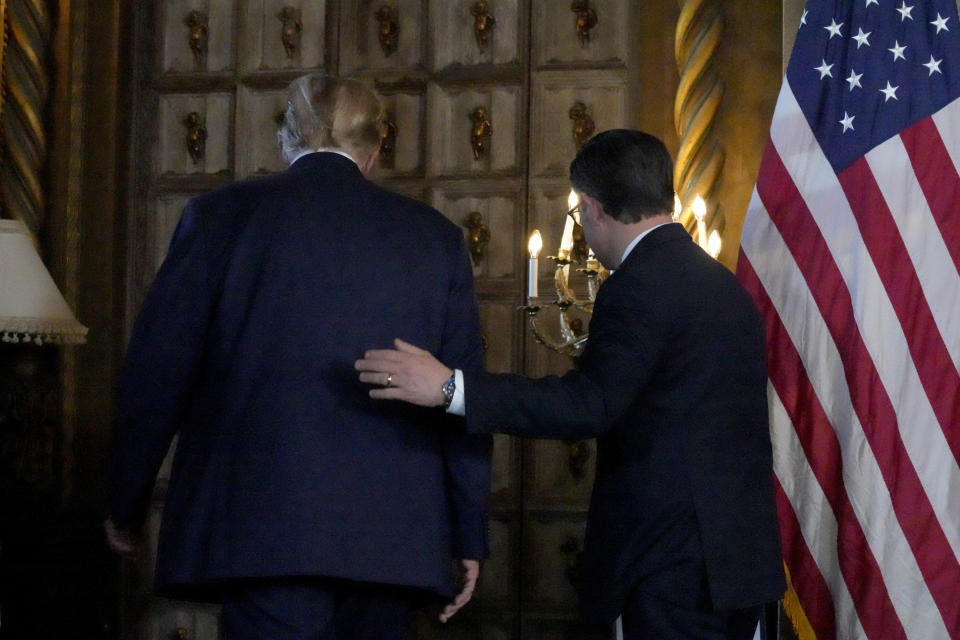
{"left": 441, "top": 373, "right": 456, "bottom": 409}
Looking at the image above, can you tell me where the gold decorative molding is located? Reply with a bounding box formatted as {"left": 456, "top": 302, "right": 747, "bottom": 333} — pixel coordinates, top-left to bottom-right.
{"left": 674, "top": 0, "right": 724, "bottom": 241}
{"left": 0, "top": 0, "right": 53, "bottom": 238}
{"left": 469, "top": 105, "right": 491, "bottom": 161}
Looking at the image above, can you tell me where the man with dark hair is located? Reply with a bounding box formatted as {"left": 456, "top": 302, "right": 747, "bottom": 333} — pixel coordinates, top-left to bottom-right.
{"left": 356, "top": 129, "right": 785, "bottom": 639}
{"left": 106, "top": 73, "right": 491, "bottom": 639}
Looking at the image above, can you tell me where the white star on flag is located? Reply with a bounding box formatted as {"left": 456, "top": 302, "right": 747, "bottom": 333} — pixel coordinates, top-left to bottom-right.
{"left": 897, "top": 1, "right": 914, "bottom": 20}
{"left": 825, "top": 19, "right": 844, "bottom": 38}
{"left": 889, "top": 40, "right": 907, "bottom": 61}
{"left": 815, "top": 59, "right": 834, "bottom": 79}
{"left": 923, "top": 55, "right": 943, "bottom": 75}
{"left": 880, "top": 81, "right": 899, "bottom": 101}
{"left": 931, "top": 13, "right": 950, "bottom": 32}
{"left": 839, "top": 111, "right": 855, "bottom": 131}
{"left": 853, "top": 27, "right": 872, "bottom": 48}
{"left": 846, "top": 69, "right": 864, "bottom": 90}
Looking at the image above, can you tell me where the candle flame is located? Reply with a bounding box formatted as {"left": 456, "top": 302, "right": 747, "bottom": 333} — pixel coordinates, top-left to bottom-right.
{"left": 528, "top": 230, "right": 543, "bottom": 258}
{"left": 673, "top": 194, "right": 682, "bottom": 221}
{"left": 692, "top": 195, "right": 707, "bottom": 221}
{"left": 567, "top": 189, "right": 579, "bottom": 210}
{"left": 707, "top": 230, "right": 722, "bottom": 258}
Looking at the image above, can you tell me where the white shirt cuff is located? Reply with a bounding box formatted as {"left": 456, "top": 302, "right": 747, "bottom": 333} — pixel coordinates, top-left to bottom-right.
{"left": 446, "top": 369, "right": 466, "bottom": 416}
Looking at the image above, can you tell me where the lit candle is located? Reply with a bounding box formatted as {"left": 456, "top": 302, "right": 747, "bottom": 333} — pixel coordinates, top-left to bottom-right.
{"left": 673, "top": 193, "right": 682, "bottom": 222}
{"left": 528, "top": 230, "right": 542, "bottom": 299}
{"left": 560, "top": 190, "right": 577, "bottom": 257}
{"left": 586, "top": 248, "right": 599, "bottom": 272}
{"left": 707, "top": 230, "right": 722, "bottom": 259}
{"left": 692, "top": 195, "right": 708, "bottom": 250}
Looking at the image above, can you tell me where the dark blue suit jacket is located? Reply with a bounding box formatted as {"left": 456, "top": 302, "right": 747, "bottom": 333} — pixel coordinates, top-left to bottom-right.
{"left": 111, "top": 152, "right": 490, "bottom": 600}
{"left": 464, "top": 223, "right": 785, "bottom": 622}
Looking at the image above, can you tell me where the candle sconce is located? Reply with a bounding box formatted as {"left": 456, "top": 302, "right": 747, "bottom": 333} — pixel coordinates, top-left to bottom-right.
{"left": 185, "top": 10, "right": 208, "bottom": 69}
{"left": 463, "top": 211, "right": 490, "bottom": 267}
{"left": 521, "top": 196, "right": 606, "bottom": 357}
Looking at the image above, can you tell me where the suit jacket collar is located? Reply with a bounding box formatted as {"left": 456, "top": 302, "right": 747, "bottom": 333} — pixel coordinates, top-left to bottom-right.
{"left": 616, "top": 222, "right": 690, "bottom": 273}
{"left": 288, "top": 151, "right": 363, "bottom": 178}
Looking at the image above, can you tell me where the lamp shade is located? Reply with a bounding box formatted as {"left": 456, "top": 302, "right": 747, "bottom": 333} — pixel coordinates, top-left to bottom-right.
{"left": 0, "top": 219, "right": 87, "bottom": 345}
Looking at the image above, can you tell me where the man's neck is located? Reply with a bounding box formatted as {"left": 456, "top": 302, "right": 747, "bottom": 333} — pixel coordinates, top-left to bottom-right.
{"left": 608, "top": 213, "right": 674, "bottom": 268}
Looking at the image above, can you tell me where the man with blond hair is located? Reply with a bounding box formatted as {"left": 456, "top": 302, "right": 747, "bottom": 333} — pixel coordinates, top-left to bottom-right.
{"left": 106, "top": 74, "right": 491, "bottom": 639}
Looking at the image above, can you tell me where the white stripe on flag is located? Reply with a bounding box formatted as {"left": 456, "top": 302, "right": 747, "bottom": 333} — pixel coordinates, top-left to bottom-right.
{"left": 865, "top": 133, "right": 960, "bottom": 372}
{"left": 741, "top": 189, "right": 948, "bottom": 640}
{"left": 767, "top": 383, "right": 866, "bottom": 640}
{"left": 770, "top": 81, "right": 960, "bottom": 562}
{"left": 931, "top": 97, "right": 960, "bottom": 187}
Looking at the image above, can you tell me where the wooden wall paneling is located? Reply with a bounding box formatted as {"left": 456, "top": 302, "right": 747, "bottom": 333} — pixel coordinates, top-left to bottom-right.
{"left": 338, "top": 0, "right": 426, "bottom": 75}
{"left": 373, "top": 88, "right": 426, "bottom": 175}
{"left": 429, "top": 0, "right": 521, "bottom": 70}
{"left": 531, "top": 0, "right": 628, "bottom": 68}
{"left": 522, "top": 515, "right": 588, "bottom": 608}
{"left": 425, "top": 83, "right": 522, "bottom": 176}
{"left": 529, "top": 70, "right": 626, "bottom": 178}
{"left": 239, "top": 0, "right": 327, "bottom": 72}
{"left": 152, "top": 196, "right": 194, "bottom": 268}
{"left": 235, "top": 87, "right": 288, "bottom": 176}
{"left": 526, "top": 439, "right": 594, "bottom": 508}
{"left": 156, "top": 93, "right": 233, "bottom": 176}
{"left": 431, "top": 186, "right": 521, "bottom": 279}
{"left": 161, "top": 0, "right": 235, "bottom": 74}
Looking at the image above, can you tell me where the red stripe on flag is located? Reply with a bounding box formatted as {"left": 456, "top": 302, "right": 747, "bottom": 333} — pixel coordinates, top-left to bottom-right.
{"left": 838, "top": 157, "right": 960, "bottom": 467}
{"left": 901, "top": 118, "right": 960, "bottom": 275}
{"left": 738, "top": 251, "right": 905, "bottom": 640}
{"left": 773, "top": 476, "right": 838, "bottom": 639}
{"left": 754, "top": 141, "right": 960, "bottom": 628}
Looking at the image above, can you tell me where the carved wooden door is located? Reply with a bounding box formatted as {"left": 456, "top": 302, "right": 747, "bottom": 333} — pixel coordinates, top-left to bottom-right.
{"left": 125, "top": 2, "right": 635, "bottom": 638}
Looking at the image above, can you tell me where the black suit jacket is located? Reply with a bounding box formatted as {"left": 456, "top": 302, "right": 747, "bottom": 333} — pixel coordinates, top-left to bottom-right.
{"left": 464, "top": 223, "right": 784, "bottom": 622}
{"left": 111, "top": 152, "right": 491, "bottom": 599}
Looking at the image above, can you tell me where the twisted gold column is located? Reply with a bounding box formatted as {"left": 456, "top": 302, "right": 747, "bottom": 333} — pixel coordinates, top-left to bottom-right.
{"left": 674, "top": 0, "right": 724, "bottom": 239}
{"left": 1, "top": 0, "right": 52, "bottom": 238}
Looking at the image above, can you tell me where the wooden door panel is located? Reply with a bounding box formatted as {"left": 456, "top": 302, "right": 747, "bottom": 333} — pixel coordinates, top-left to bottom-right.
{"left": 156, "top": 93, "right": 233, "bottom": 177}
{"left": 338, "top": 0, "right": 426, "bottom": 74}
{"left": 429, "top": 0, "right": 522, "bottom": 70}
{"left": 374, "top": 89, "right": 426, "bottom": 176}
{"left": 530, "top": 71, "right": 626, "bottom": 178}
{"left": 160, "top": 1, "right": 236, "bottom": 74}
{"left": 235, "top": 87, "right": 288, "bottom": 176}
{"left": 531, "top": 0, "right": 629, "bottom": 68}
{"left": 432, "top": 188, "right": 521, "bottom": 280}
{"left": 522, "top": 515, "right": 587, "bottom": 608}
{"left": 426, "top": 83, "right": 522, "bottom": 177}
{"left": 526, "top": 440, "right": 595, "bottom": 508}
{"left": 239, "top": 0, "right": 327, "bottom": 71}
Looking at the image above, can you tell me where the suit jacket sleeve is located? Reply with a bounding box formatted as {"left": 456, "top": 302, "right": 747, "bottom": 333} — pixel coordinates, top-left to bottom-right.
{"left": 109, "top": 201, "right": 215, "bottom": 528}
{"left": 464, "top": 276, "right": 665, "bottom": 439}
{"left": 437, "top": 235, "right": 491, "bottom": 560}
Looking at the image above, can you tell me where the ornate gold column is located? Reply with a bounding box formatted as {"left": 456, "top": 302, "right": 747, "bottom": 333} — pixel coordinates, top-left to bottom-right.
{"left": 0, "top": 0, "right": 52, "bottom": 238}
{"left": 674, "top": 0, "right": 724, "bottom": 240}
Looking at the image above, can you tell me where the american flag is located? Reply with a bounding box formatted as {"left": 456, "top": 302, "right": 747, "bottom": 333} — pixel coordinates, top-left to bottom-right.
{"left": 736, "top": 0, "right": 960, "bottom": 638}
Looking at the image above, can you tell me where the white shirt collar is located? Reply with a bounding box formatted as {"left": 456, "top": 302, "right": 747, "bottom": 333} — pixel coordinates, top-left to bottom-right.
{"left": 618, "top": 222, "right": 675, "bottom": 267}
{"left": 290, "top": 147, "right": 358, "bottom": 167}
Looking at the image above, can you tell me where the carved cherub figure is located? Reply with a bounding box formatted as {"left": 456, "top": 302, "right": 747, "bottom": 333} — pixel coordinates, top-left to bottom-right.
{"left": 278, "top": 7, "right": 302, "bottom": 59}
{"left": 571, "top": 0, "right": 598, "bottom": 47}
{"left": 183, "top": 112, "right": 207, "bottom": 164}
{"left": 185, "top": 11, "right": 208, "bottom": 68}
{"left": 469, "top": 106, "right": 492, "bottom": 161}
{"left": 464, "top": 211, "right": 491, "bottom": 266}
{"left": 471, "top": 0, "right": 496, "bottom": 51}
{"left": 375, "top": 5, "right": 399, "bottom": 57}
{"left": 568, "top": 101, "right": 595, "bottom": 149}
